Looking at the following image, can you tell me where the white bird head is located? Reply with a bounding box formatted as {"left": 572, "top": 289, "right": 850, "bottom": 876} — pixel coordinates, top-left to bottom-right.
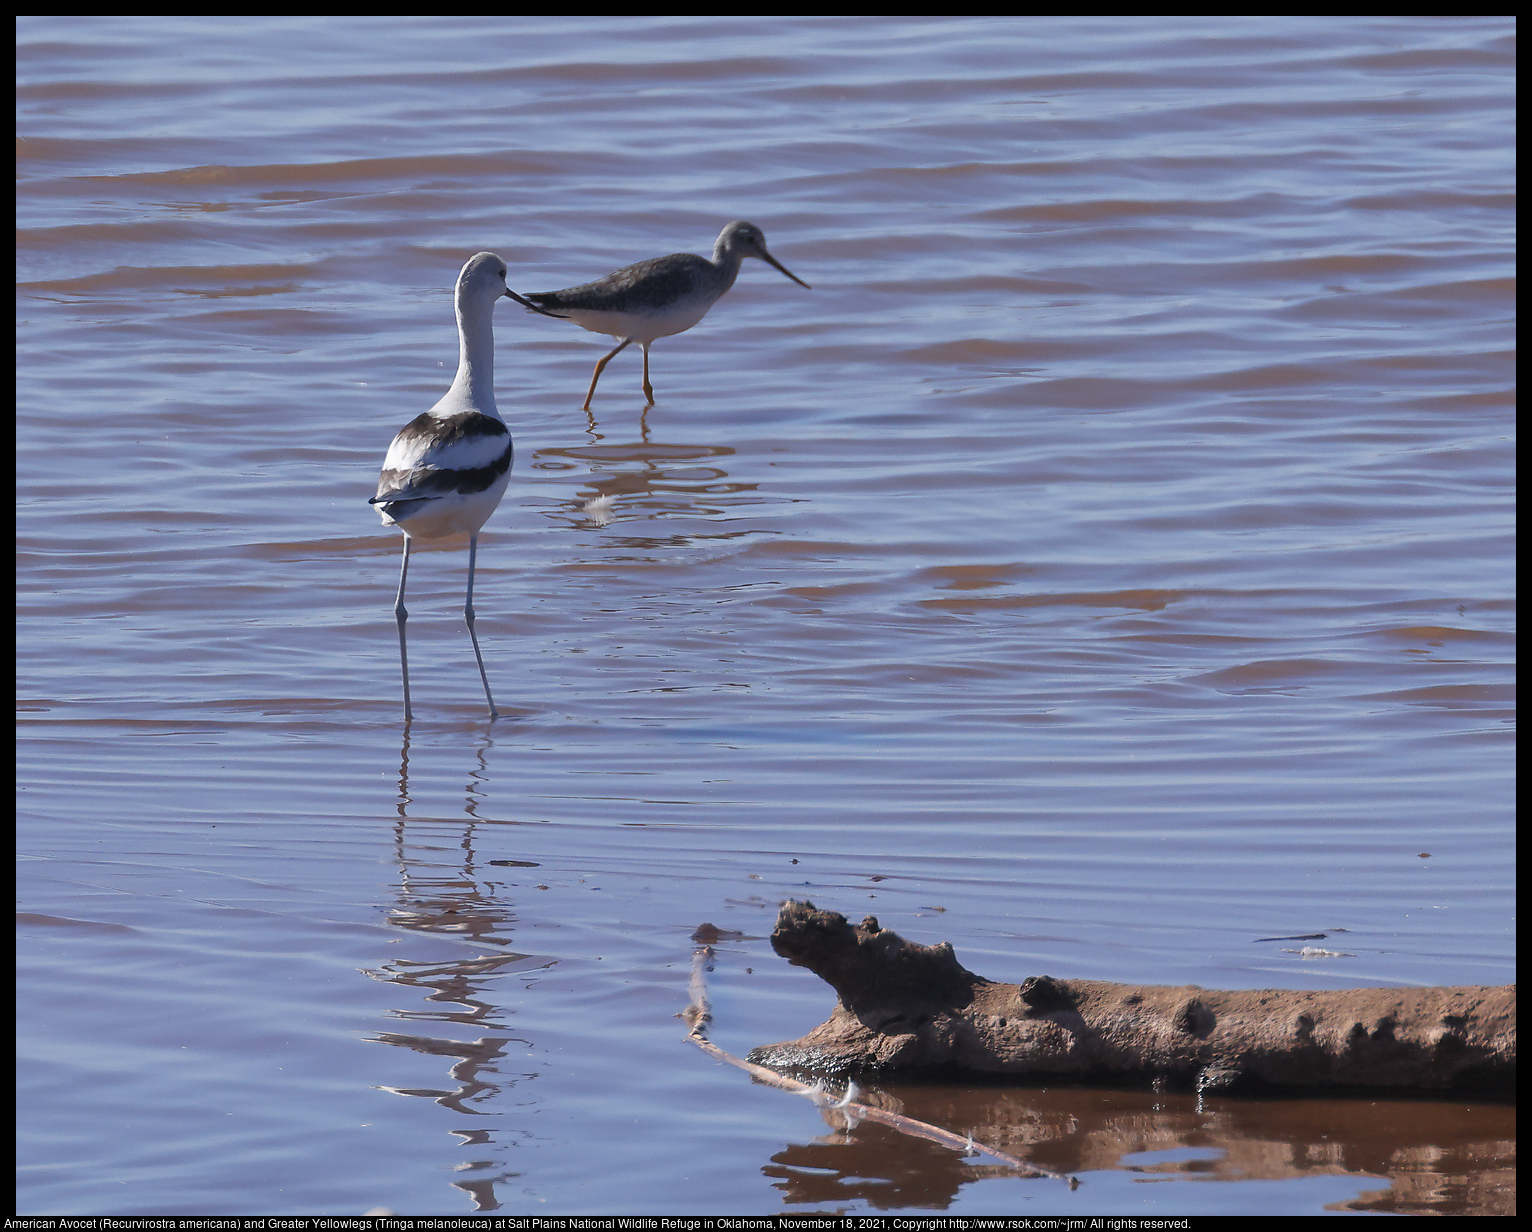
{"left": 456, "top": 250, "right": 515, "bottom": 305}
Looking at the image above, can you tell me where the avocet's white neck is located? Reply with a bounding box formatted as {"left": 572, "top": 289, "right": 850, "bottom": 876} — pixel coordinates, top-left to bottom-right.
{"left": 443, "top": 290, "right": 501, "bottom": 420}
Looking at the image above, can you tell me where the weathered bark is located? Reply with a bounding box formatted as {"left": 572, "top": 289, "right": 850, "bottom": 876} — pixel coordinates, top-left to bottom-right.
{"left": 746, "top": 901, "right": 1515, "bottom": 1099}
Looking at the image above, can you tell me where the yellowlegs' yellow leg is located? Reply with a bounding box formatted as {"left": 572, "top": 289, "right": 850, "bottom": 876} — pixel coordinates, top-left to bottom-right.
{"left": 583, "top": 337, "right": 634, "bottom": 413}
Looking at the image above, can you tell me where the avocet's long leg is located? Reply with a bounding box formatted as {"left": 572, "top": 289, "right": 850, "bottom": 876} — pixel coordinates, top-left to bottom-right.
{"left": 465, "top": 531, "right": 499, "bottom": 719}
{"left": 641, "top": 341, "right": 654, "bottom": 405}
{"left": 394, "top": 536, "right": 414, "bottom": 722}
{"left": 583, "top": 337, "right": 634, "bottom": 412}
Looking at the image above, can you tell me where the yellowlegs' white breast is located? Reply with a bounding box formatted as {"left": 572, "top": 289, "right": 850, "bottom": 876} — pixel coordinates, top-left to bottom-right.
{"left": 370, "top": 251, "right": 519, "bottom": 722}
{"left": 509, "top": 220, "right": 810, "bottom": 411}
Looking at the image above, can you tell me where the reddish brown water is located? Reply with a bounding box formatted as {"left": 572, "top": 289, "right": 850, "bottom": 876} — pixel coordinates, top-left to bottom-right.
{"left": 18, "top": 15, "right": 1513, "bottom": 1217}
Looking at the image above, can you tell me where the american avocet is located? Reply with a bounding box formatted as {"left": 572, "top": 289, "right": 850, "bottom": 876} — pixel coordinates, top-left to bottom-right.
{"left": 509, "top": 220, "right": 810, "bottom": 411}
{"left": 370, "top": 251, "right": 520, "bottom": 721}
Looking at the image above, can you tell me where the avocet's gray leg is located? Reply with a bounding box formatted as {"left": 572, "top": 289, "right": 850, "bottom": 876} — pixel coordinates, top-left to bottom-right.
{"left": 394, "top": 536, "right": 413, "bottom": 722}
{"left": 465, "top": 531, "right": 499, "bottom": 719}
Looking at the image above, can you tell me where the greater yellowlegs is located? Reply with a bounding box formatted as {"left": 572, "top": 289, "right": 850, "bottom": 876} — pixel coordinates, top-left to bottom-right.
{"left": 509, "top": 220, "right": 810, "bottom": 411}
{"left": 370, "top": 252, "right": 517, "bottom": 721}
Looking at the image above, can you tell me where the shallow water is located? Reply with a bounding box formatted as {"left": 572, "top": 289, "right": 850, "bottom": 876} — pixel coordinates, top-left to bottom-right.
{"left": 16, "top": 15, "right": 1514, "bottom": 1217}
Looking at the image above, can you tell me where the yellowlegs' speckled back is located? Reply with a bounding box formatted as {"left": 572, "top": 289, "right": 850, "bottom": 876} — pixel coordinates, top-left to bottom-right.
{"left": 370, "top": 251, "right": 518, "bottom": 722}
{"left": 509, "top": 220, "right": 810, "bottom": 411}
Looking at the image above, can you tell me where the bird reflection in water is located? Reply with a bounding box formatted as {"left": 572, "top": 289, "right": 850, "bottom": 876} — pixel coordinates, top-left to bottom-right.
{"left": 358, "top": 723, "right": 547, "bottom": 1212}
{"left": 537, "top": 434, "right": 755, "bottom": 543}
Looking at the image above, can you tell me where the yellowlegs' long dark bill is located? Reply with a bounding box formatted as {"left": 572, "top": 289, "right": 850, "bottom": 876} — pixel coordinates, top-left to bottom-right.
{"left": 370, "top": 252, "right": 518, "bottom": 722}
{"left": 509, "top": 220, "right": 809, "bottom": 411}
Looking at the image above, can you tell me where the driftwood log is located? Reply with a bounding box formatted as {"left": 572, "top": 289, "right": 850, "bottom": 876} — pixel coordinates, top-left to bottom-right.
{"left": 746, "top": 901, "right": 1515, "bottom": 1099}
